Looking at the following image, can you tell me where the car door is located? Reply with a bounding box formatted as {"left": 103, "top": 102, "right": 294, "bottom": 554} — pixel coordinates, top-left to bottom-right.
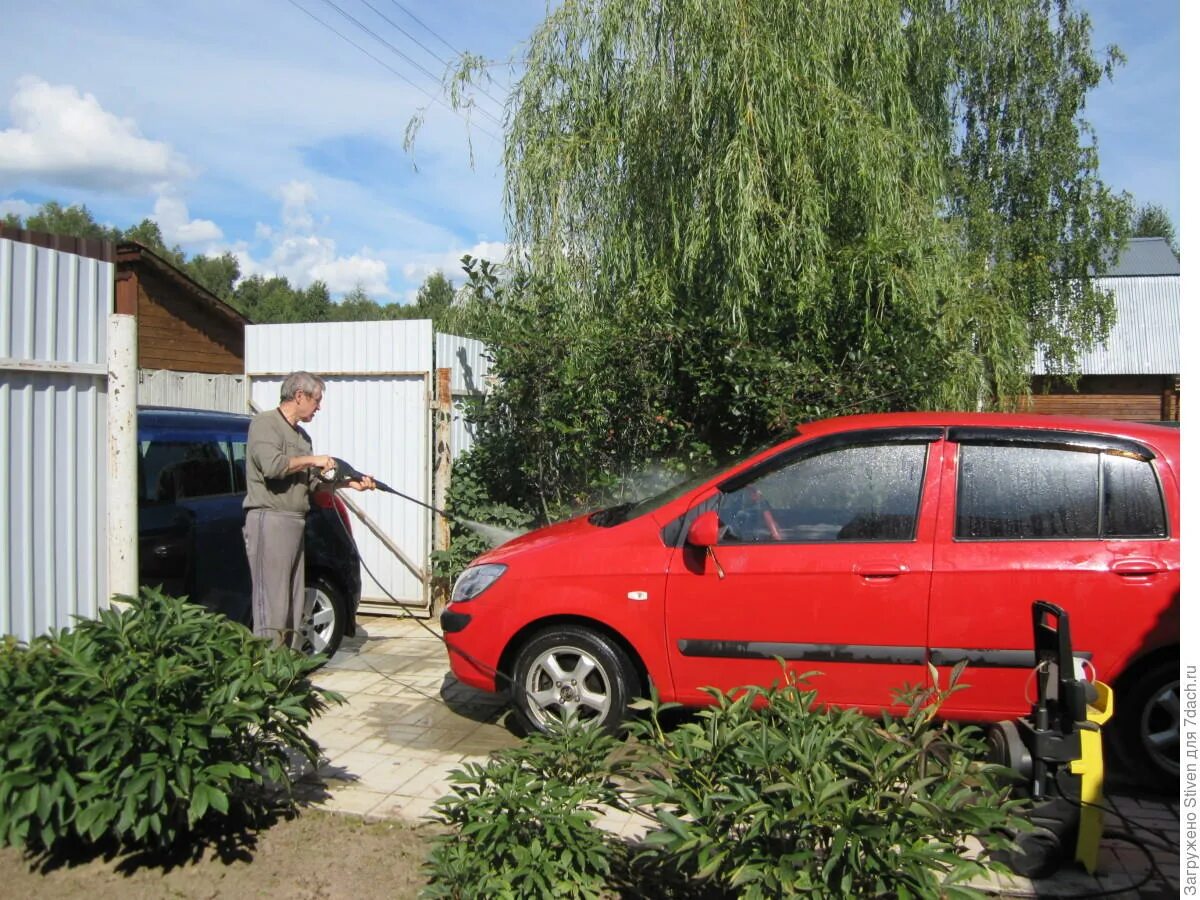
{"left": 929, "top": 428, "right": 1177, "bottom": 718}
{"left": 138, "top": 430, "right": 250, "bottom": 620}
{"left": 663, "top": 428, "right": 944, "bottom": 712}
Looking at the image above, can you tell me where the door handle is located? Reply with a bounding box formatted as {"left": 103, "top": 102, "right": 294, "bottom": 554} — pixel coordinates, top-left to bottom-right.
{"left": 153, "top": 544, "right": 173, "bottom": 558}
{"left": 1110, "top": 559, "right": 1165, "bottom": 577}
{"left": 853, "top": 562, "right": 907, "bottom": 579}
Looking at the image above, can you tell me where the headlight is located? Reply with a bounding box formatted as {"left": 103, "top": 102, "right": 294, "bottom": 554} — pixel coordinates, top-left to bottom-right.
{"left": 452, "top": 564, "right": 508, "bottom": 602}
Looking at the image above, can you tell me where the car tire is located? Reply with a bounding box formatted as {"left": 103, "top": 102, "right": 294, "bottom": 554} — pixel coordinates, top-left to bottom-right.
{"left": 511, "top": 625, "right": 638, "bottom": 735}
{"left": 1114, "top": 657, "right": 1179, "bottom": 790}
{"left": 302, "top": 576, "right": 346, "bottom": 658}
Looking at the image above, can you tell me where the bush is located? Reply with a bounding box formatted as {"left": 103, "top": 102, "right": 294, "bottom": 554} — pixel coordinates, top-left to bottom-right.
{"left": 0, "top": 587, "right": 341, "bottom": 851}
{"left": 423, "top": 723, "right": 627, "bottom": 899}
{"left": 424, "top": 666, "right": 1024, "bottom": 899}
{"left": 627, "top": 666, "right": 1024, "bottom": 899}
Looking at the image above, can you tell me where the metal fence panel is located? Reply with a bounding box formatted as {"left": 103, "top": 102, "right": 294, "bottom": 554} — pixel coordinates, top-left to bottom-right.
{"left": 245, "top": 321, "right": 433, "bottom": 610}
{"left": 138, "top": 369, "right": 247, "bottom": 412}
{"left": 1, "top": 236, "right": 111, "bottom": 642}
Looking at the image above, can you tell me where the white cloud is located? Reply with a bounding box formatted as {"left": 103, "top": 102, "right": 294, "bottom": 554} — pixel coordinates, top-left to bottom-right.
{"left": 152, "top": 191, "right": 222, "bottom": 245}
{"left": 0, "top": 196, "right": 36, "bottom": 219}
{"left": 279, "top": 180, "right": 316, "bottom": 231}
{"left": 0, "top": 76, "right": 191, "bottom": 191}
{"left": 236, "top": 181, "right": 390, "bottom": 296}
{"left": 312, "top": 255, "right": 389, "bottom": 295}
{"left": 401, "top": 240, "right": 509, "bottom": 284}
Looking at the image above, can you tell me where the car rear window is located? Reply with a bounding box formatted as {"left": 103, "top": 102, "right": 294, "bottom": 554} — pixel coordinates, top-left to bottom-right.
{"left": 955, "top": 443, "right": 1167, "bottom": 540}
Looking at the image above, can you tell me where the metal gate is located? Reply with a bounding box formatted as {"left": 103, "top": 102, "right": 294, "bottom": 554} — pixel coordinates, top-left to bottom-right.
{"left": 245, "top": 320, "right": 436, "bottom": 611}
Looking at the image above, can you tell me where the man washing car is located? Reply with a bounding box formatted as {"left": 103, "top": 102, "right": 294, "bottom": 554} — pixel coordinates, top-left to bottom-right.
{"left": 243, "top": 371, "right": 375, "bottom": 649}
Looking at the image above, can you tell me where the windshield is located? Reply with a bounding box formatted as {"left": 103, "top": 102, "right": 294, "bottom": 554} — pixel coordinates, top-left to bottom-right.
{"left": 588, "top": 470, "right": 714, "bottom": 527}
{"left": 587, "top": 432, "right": 799, "bottom": 528}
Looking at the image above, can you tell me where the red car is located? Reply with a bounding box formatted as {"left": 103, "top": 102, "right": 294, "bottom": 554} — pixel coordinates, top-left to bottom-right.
{"left": 441, "top": 413, "right": 1180, "bottom": 785}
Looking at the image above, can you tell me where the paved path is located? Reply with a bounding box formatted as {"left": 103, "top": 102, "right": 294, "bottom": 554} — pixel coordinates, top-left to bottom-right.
{"left": 300, "top": 615, "right": 1180, "bottom": 897}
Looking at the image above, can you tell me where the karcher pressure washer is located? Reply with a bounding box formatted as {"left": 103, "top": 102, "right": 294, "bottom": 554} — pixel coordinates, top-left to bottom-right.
{"left": 987, "top": 601, "right": 1112, "bottom": 878}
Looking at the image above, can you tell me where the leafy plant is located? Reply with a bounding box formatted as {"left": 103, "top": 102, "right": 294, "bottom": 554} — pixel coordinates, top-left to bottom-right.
{"left": 423, "top": 723, "right": 627, "bottom": 899}
{"left": 424, "top": 667, "right": 1025, "bottom": 898}
{"left": 0, "top": 587, "right": 342, "bottom": 851}
{"left": 627, "top": 665, "right": 1026, "bottom": 899}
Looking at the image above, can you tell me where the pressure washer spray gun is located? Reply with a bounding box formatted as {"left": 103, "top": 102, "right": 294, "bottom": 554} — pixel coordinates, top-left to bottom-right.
{"left": 320, "top": 457, "right": 398, "bottom": 495}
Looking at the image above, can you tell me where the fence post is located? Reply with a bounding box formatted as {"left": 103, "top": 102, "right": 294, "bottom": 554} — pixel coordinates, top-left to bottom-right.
{"left": 432, "top": 367, "right": 453, "bottom": 610}
{"left": 107, "top": 313, "right": 138, "bottom": 606}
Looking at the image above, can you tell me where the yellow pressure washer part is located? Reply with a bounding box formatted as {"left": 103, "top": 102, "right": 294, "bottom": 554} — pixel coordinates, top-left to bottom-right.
{"left": 1072, "top": 679, "right": 1112, "bottom": 873}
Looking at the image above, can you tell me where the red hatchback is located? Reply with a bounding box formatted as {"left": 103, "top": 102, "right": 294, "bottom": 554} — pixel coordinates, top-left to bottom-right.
{"left": 441, "top": 413, "right": 1180, "bottom": 784}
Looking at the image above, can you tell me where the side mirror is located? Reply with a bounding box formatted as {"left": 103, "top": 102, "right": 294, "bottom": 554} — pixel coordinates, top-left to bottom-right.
{"left": 686, "top": 510, "right": 720, "bottom": 548}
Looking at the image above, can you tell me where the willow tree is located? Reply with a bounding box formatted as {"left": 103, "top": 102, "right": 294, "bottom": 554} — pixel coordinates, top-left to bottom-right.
{"left": 443, "top": 0, "right": 1130, "bottom": 512}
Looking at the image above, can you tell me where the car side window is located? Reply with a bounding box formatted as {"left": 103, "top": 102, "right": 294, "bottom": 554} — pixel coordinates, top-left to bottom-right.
{"left": 1101, "top": 453, "right": 1167, "bottom": 538}
{"left": 955, "top": 443, "right": 1167, "bottom": 540}
{"left": 717, "top": 443, "right": 927, "bottom": 543}
{"left": 139, "top": 439, "right": 235, "bottom": 502}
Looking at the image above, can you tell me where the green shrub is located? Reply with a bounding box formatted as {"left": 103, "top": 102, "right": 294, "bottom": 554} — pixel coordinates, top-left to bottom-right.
{"left": 424, "top": 668, "right": 1023, "bottom": 898}
{"left": 628, "top": 666, "right": 1025, "bottom": 899}
{"left": 0, "top": 587, "right": 341, "bottom": 851}
{"left": 423, "top": 723, "right": 626, "bottom": 899}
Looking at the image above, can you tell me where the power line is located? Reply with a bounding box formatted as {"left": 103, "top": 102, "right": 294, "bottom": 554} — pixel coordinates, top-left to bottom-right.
{"left": 315, "top": 0, "right": 505, "bottom": 129}
{"left": 381, "top": 0, "right": 510, "bottom": 111}
{"left": 283, "top": 0, "right": 502, "bottom": 141}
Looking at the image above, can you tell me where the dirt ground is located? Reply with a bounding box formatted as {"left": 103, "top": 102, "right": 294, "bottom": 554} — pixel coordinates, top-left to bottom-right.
{"left": 0, "top": 809, "right": 433, "bottom": 899}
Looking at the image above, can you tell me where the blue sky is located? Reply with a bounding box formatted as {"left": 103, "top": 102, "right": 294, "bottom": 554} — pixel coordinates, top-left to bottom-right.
{"left": 0, "top": 1, "right": 1181, "bottom": 304}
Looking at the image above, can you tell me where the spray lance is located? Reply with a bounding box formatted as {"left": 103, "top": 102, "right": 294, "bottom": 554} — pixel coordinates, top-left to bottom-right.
{"left": 320, "top": 457, "right": 443, "bottom": 514}
{"left": 319, "top": 457, "right": 521, "bottom": 547}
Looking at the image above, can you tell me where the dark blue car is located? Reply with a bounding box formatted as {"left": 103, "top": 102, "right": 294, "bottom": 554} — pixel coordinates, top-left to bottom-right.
{"left": 137, "top": 406, "right": 362, "bottom": 655}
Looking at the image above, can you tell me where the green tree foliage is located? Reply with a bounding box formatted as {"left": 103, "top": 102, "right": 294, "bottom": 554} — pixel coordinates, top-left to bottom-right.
{"left": 122, "top": 217, "right": 187, "bottom": 266}
{"left": 437, "top": 0, "right": 1131, "bottom": 516}
{"left": 1133, "top": 202, "right": 1178, "bottom": 256}
{"left": 5, "top": 201, "right": 190, "bottom": 265}
{"left": 227, "top": 274, "right": 333, "bottom": 323}
{"left": 413, "top": 270, "right": 456, "bottom": 319}
{"left": 929, "top": 0, "right": 1132, "bottom": 379}
{"left": 185, "top": 251, "right": 241, "bottom": 300}
{"left": 20, "top": 201, "right": 122, "bottom": 241}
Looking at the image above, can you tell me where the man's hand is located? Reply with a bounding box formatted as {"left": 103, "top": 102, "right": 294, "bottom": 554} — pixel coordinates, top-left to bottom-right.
{"left": 347, "top": 475, "right": 377, "bottom": 492}
{"left": 313, "top": 455, "right": 337, "bottom": 475}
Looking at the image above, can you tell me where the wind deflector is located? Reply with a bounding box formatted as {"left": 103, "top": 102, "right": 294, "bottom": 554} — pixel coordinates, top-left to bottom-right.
{"left": 946, "top": 427, "right": 1155, "bottom": 461}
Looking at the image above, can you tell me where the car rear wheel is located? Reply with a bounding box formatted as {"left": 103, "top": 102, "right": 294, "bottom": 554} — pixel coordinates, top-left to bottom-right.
{"left": 302, "top": 576, "right": 346, "bottom": 658}
{"left": 1115, "top": 657, "right": 1179, "bottom": 789}
{"left": 511, "top": 626, "right": 637, "bottom": 734}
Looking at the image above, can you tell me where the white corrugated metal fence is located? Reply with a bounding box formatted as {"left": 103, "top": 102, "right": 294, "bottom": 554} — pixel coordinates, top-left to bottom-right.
{"left": 0, "top": 235, "right": 112, "bottom": 642}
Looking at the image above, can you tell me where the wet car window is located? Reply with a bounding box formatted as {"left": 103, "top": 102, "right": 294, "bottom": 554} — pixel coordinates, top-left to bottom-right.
{"left": 718, "top": 443, "right": 926, "bottom": 543}
{"left": 1101, "top": 454, "right": 1167, "bottom": 537}
{"left": 956, "top": 444, "right": 1098, "bottom": 539}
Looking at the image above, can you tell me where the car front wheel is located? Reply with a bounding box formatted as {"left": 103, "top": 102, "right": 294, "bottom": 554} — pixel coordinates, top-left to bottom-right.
{"left": 302, "top": 577, "right": 346, "bottom": 658}
{"left": 511, "top": 625, "right": 637, "bottom": 734}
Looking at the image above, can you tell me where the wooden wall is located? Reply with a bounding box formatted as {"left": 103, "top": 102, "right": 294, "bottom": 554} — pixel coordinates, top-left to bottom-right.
{"left": 1025, "top": 375, "right": 1179, "bottom": 422}
{"left": 118, "top": 257, "right": 245, "bottom": 375}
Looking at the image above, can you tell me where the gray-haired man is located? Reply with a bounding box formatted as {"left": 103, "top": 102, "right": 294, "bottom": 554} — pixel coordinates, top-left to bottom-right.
{"left": 243, "top": 371, "right": 375, "bottom": 649}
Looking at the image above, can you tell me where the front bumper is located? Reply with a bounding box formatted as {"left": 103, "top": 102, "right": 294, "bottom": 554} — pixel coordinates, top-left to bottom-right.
{"left": 440, "top": 607, "right": 499, "bottom": 692}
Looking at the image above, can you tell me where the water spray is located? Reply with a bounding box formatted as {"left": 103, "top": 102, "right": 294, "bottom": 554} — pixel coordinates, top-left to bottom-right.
{"left": 321, "top": 457, "right": 523, "bottom": 547}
